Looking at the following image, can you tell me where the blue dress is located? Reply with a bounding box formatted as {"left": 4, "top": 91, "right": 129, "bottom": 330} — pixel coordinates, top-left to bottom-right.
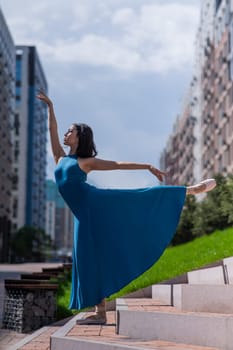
{"left": 55, "top": 155, "right": 186, "bottom": 310}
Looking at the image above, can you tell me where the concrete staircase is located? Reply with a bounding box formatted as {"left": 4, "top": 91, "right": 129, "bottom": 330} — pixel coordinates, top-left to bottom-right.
{"left": 6, "top": 257, "right": 233, "bottom": 350}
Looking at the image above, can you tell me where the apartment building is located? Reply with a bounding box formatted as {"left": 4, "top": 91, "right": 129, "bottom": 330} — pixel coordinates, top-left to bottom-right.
{"left": 201, "top": 0, "right": 233, "bottom": 177}
{"left": 12, "top": 46, "right": 48, "bottom": 231}
{"left": 160, "top": 1, "right": 214, "bottom": 185}
{"left": 160, "top": 93, "right": 197, "bottom": 186}
{"left": 160, "top": 0, "right": 233, "bottom": 184}
{"left": 0, "top": 8, "right": 15, "bottom": 262}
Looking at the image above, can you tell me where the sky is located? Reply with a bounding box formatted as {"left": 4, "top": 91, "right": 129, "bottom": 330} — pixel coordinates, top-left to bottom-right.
{"left": 1, "top": 0, "right": 201, "bottom": 188}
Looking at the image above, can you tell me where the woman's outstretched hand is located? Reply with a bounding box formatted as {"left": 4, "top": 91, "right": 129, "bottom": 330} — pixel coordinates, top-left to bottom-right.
{"left": 36, "top": 91, "right": 53, "bottom": 107}
{"left": 149, "top": 166, "right": 166, "bottom": 182}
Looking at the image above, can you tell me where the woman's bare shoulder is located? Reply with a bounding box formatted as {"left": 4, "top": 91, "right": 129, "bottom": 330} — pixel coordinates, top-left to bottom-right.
{"left": 78, "top": 157, "right": 95, "bottom": 173}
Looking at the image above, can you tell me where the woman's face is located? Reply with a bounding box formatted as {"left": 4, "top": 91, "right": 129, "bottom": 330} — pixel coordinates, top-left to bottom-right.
{"left": 63, "top": 125, "right": 79, "bottom": 147}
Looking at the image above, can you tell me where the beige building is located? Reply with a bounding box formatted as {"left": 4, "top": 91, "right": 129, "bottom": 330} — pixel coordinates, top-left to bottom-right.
{"left": 160, "top": 96, "right": 197, "bottom": 186}
{"left": 161, "top": 0, "right": 233, "bottom": 185}
{"left": 202, "top": 1, "right": 233, "bottom": 178}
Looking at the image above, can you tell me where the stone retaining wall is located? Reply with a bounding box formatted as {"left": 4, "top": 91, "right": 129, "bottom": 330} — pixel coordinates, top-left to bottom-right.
{"left": 3, "top": 283, "right": 58, "bottom": 333}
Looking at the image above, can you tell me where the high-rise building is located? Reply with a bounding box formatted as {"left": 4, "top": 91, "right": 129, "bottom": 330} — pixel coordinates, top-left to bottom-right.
{"left": 0, "top": 8, "right": 15, "bottom": 262}
{"left": 160, "top": 93, "right": 197, "bottom": 186}
{"left": 46, "top": 180, "right": 73, "bottom": 257}
{"left": 160, "top": 0, "right": 233, "bottom": 184}
{"left": 12, "top": 46, "right": 48, "bottom": 231}
{"left": 201, "top": 0, "right": 233, "bottom": 178}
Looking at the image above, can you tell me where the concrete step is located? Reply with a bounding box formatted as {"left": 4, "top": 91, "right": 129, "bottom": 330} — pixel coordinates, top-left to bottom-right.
{"left": 223, "top": 257, "right": 233, "bottom": 283}
{"left": 152, "top": 284, "right": 233, "bottom": 313}
{"left": 116, "top": 298, "right": 232, "bottom": 350}
{"left": 173, "top": 284, "right": 233, "bottom": 312}
{"left": 185, "top": 257, "right": 233, "bottom": 285}
{"left": 2, "top": 305, "right": 220, "bottom": 350}
{"left": 187, "top": 265, "right": 227, "bottom": 284}
{"left": 50, "top": 311, "right": 219, "bottom": 350}
{"left": 158, "top": 257, "right": 233, "bottom": 287}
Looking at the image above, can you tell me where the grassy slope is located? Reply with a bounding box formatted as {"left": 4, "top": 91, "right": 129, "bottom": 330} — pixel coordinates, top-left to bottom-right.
{"left": 114, "top": 227, "right": 233, "bottom": 297}
{"left": 57, "top": 227, "right": 233, "bottom": 317}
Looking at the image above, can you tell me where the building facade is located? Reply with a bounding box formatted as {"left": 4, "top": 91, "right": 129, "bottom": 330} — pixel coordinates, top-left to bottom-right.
{"left": 0, "top": 8, "right": 15, "bottom": 262}
{"left": 160, "top": 94, "right": 197, "bottom": 186}
{"left": 160, "top": 0, "right": 233, "bottom": 185}
{"left": 12, "top": 46, "right": 48, "bottom": 231}
{"left": 201, "top": 0, "right": 233, "bottom": 178}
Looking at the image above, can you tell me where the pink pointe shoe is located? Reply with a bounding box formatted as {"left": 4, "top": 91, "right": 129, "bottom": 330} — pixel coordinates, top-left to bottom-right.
{"left": 187, "top": 178, "right": 216, "bottom": 195}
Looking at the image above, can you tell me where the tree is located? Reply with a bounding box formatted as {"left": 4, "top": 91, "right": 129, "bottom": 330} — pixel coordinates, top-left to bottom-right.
{"left": 172, "top": 194, "right": 197, "bottom": 245}
{"left": 193, "top": 174, "right": 229, "bottom": 235}
{"left": 219, "top": 174, "right": 233, "bottom": 226}
{"left": 172, "top": 174, "right": 233, "bottom": 246}
{"left": 11, "top": 226, "right": 52, "bottom": 262}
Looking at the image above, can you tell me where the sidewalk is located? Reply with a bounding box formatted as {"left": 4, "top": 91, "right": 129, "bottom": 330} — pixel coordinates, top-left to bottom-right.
{"left": 0, "top": 329, "right": 27, "bottom": 350}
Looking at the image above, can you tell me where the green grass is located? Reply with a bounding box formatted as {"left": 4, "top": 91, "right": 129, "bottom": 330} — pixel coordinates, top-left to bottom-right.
{"left": 55, "top": 270, "right": 77, "bottom": 319}
{"left": 57, "top": 227, "right": 233, "bottom": 318}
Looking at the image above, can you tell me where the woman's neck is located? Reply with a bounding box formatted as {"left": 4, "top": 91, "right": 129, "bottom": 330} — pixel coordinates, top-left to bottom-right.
{"left": 69, "top": 146, "right": 77, "bottom": 155}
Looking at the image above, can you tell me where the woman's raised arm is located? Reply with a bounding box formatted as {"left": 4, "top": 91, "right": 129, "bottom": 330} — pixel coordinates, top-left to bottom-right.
{"left": 37, "top": 92, "right": 65, "bottom": 163}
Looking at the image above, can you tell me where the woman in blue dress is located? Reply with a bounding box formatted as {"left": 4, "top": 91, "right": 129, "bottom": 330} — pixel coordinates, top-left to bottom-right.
{"left": 37, "top": 92, "right": 216, "bottom": 325}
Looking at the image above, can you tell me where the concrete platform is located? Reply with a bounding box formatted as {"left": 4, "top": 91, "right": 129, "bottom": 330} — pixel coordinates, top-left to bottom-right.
{"left": 173, "top": 284, "right": 233, "bottom": 313}
{"left": 116, "top": 298, "right": 233, "bottom": 350}
{"left": 152, "top": 284, "right": 173, "bottom": 304}
{"left": 50, "top": 310, "right": 219, "bottom": 350}
{"left": 187, "top": 265, "right": 226, "bottom": 284}
{"left": 223, "top": 257, "right": 233, "bottom": 284}
{"left": 153, "top": 284, "right": 233, "bottom": 313}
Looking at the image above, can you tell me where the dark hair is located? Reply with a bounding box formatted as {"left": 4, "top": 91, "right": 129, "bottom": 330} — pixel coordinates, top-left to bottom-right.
{"left": 73, "top": 123, "right": 97, "bottom": 158}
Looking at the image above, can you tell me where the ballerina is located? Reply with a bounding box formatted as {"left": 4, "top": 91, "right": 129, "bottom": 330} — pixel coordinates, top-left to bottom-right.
{"left": 37, "top": 91, "right": 216, "bottom": 325}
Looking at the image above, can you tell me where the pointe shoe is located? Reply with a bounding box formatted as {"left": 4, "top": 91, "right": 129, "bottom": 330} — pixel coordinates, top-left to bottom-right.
{"left": 76, "top": 314, "right": 107, "bottom": 325}
{"left": 187, "top": 178, "right": 216, "bottom": 195}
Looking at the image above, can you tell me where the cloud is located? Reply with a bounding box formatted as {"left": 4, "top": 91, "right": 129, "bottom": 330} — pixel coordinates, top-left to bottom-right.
{"left": 2, "top": 1, "right": 199, "bottom": 74}
{"left": 112, "top": 8, "right": 135, "bottom": 25}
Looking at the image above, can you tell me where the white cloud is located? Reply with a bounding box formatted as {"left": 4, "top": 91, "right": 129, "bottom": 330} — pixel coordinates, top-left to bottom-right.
{"left": 112, "top": 8, "right": 135, "bottom": 25}
{"left": 37, "top": 36, "right": 142, "bottom": 71}
{"left": 2, "top": 1, "right": 199, "bottom": 74}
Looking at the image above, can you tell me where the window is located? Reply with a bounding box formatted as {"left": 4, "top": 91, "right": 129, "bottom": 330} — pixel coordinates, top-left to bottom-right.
{"left": 14, "top": 114, "right": 20, "bottom": 136}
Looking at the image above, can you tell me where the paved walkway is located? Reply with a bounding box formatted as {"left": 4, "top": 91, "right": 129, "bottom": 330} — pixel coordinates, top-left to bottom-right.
{"left": 0, "top": 329, "right": 27, "bottom": 350}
